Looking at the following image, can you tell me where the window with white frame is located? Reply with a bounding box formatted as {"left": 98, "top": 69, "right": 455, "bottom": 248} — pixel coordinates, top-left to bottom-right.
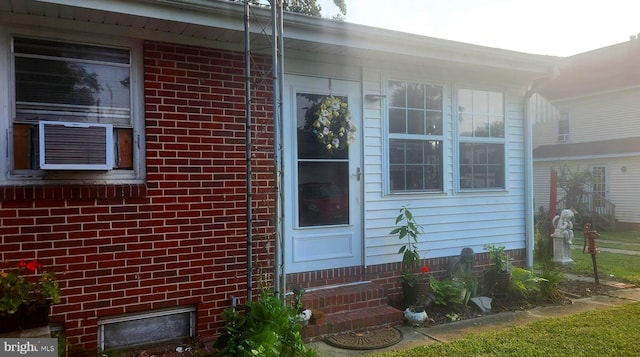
{"left": 457, "top": 88, "right": 505, "bottom": 190}
{"left": 8, "top": 36, "right": 142, "bottom": 180}
{"left": 387, "top": 80, "right": 443, "bottom": 192}
{"left": 557, "top": 113, "right": 570, "bottom": 143}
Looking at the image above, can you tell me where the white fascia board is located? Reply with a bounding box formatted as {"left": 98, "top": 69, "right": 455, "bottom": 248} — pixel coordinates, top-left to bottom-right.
{"left": 280, "top": 13, "right": 564, "bottom": 77}
{"left": 38, "top": 0, "right": 563, "bottom": 76}
{"left": 534, "top": 152, "right": 640, "bottom": 162}
{"left": 36, "top": 0, "right": 255, "bottom": 32}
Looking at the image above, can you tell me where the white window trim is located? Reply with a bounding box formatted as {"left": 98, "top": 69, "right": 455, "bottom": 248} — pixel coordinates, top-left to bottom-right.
{"left": 0, "top": 27, "right": 145, "bottom": 185}
{"left": 383, "top": 77, "right": 448, "bottom": 195}
{"left": 557, "top": 113, "right": 570, "bottom": 144}
{"left": 453, "top": 85, "right": 507, "bottom": 193}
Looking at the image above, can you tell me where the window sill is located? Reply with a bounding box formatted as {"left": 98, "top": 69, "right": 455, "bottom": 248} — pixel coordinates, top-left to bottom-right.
{"left": 0, "top": 183, "right": 147, "bottom": 202}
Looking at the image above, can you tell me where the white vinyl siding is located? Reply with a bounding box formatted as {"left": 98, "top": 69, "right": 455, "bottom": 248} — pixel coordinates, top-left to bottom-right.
{"left": 362, "top": 65, "right": 527, "bottom": 267}
{"left": 534, "top": 157, "right": 640, "bottom": 225}
{"left": 533, "top": 87, "right": 640, "bottom": 225}
{"left": 548, "top": 88, "right": 640, "bottom": 144}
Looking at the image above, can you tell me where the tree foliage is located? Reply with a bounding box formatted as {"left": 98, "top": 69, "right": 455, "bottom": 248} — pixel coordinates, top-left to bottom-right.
{"left": 230, "top": 0, "right": 347, "bottom": 18}
{"left": 555, "top": 165, "right": 594, "bottom": 213}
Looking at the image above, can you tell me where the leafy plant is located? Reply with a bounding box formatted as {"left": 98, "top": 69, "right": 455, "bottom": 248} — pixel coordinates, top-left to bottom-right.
{"left": 445, "top": 313, "right": 460, "bottom": 322}
{"left": 391, "top": 206, "right": 424, "bottom": 286}
{"left": 213, "top": 291, "right": 317, "bottom": 357}
{"left": 452, "top": 274, "right": 477, "bottom": 306}
{"left": 556, "top": 165, "right": 595, "bottom": 214}
{"left": 0, "top": 259, "right": 60, "bottom": 316}
{"left": 429, "top": 278, "right": 464, "bottom": 306}
{"left": 508, "top": 267, "right": 545, "bottom": 300}
{"left": 400, "top": 270, "right": 419, "bottom": 288}
{"left": 534, "top": 206, "right": 553, "bottom": 263}
{"left": 538, "top": 263, "right": 567, "bottom": 303}
{"left": 484, "top": 245, "right": 512, "bottom": 273}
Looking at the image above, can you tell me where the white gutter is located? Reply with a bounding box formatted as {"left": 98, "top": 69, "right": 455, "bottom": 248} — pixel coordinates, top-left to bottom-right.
{"left": 523, "top": 69, "right": 560, "bottom": 268}
{"left": 39, "top": 0, "right": 560, "bottom": 77}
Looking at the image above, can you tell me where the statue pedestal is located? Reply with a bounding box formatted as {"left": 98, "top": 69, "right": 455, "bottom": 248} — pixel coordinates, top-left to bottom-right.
{"left": 552, "top": 235, "right": 574, "bottom": 265}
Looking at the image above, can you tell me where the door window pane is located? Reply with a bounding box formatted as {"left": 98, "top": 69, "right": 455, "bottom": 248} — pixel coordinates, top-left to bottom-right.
{"left": 296, "top": 94, "right": 348, "bottom": 160}
{"left": 296, "top": 92, "right": 350, "bottom": 227}
{"left": 298, "top": 162, "right": 349, "bottom": 227}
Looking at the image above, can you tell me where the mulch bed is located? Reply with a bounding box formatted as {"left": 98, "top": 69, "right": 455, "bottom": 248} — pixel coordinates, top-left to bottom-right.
{"left": 421, "top": 276, "right": 634, "bottom": 327}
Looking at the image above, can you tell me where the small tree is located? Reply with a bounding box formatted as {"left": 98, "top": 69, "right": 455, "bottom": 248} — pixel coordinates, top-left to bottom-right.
{"left": 555, "top": 165, "right": 594, "bottom": 214}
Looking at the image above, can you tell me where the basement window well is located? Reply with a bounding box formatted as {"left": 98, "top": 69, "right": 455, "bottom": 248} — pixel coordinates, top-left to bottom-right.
{"left": 98, "top": 306, "right": 196, "bottom": 351}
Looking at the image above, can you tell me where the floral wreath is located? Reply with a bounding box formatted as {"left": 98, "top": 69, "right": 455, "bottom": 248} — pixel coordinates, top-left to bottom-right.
{"left": 311, "top": 96, "right": 356, "bottom": 152}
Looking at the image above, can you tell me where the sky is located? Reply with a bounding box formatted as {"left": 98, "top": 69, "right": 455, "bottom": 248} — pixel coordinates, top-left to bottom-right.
{"left": 318, "top": 0, "right": 640, "bottom": 57}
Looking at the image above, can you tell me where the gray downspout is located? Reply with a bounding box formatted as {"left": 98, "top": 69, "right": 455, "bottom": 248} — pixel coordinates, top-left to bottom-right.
{"left": 244, "top": 0, "right": 252, "bottom": 301}
{"left": 277, "top": 2, "right": 285, "bottom": 299}
{"left": 523, "top": 69, "right": 559, "bottom": 268}
{"left": 271, "top": 0, "right": 285, "bottom": 300}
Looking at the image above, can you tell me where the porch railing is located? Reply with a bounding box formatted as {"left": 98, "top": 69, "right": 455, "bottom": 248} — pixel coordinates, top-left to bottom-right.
{"left": 556, "top": 192, "right": 616, "bottom": 232}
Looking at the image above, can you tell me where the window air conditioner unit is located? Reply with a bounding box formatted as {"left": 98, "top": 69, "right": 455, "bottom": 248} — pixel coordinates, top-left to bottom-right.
{"left": 39, "top": 121, "right": 113, "bottom": 170}
{"left": 557, "top": 134, "right": 569, "bottom": 143}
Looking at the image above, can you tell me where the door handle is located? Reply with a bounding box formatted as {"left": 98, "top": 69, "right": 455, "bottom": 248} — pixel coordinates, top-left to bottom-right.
{"left": 355, "top": 167, "right": 361, "bottom": 181}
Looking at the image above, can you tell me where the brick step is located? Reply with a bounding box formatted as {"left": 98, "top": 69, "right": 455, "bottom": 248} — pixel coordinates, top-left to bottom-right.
{"left": 298, "top": 282, "right": 403, "bottom": 342}
{"left": 301, "top": 282, "right": 387, "bottom": 314}
{"left": 301, "top": 304, "right": 403, "bottom": 342}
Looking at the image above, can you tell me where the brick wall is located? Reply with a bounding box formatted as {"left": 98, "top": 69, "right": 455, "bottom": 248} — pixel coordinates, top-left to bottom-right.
{"left": 0, "top": 41, "right": 274, "bottom": 349}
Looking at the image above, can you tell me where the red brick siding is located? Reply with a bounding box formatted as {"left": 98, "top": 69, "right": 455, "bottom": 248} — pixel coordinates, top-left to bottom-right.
{"left": 286, "top": 249, "right": 527, "bottom": 308}
{"left": 0, "top": 41, "right": 274, "bottom": 349}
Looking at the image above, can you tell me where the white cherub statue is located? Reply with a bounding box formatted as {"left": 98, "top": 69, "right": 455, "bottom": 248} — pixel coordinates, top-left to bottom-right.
{"left": 552, "top": 209, "right": 575, "bottom": 245}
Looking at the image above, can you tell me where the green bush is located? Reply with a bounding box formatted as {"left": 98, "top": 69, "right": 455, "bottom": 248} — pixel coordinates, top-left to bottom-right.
{"left": 534, "top": 206, "right": 552, "bottom": 263}
{"left": 508, "top": 267, "right": 544, "bottom": 300}
{"left": 213, "top": 291, "right": 317, "bottom": 357}
{"left": 538, "top": 264, "right": 567, "bottom": 303}
{"left": 429, "top": 278, "right": 464, "bottom": 306}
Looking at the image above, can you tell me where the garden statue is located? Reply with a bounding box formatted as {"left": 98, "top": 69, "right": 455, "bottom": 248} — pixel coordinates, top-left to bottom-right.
{"left": 551, "top": 209, "right": 575, "bottom": 265}
{"left": 447, "top": 247, "right": 475, "bottom": 278}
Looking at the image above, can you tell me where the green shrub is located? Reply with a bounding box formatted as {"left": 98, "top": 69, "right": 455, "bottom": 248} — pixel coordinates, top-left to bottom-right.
{"left": 508, "top": 267, "right": 544, "bottom": 300}
{"left": 534, "top": 206, "right": 553, "bottom": 263}
{"left": 429, "top": 278, "right": 464, "bottom": 306}
{"left": 213, "top": 291, "right": 317, "bottom": 357}
{"left": 538, "top": 264, "right": 567, "bottom": 303}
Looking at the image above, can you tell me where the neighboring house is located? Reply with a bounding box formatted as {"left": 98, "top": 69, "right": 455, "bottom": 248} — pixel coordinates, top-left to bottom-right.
{"left": 533, "top": 37, "right": 640, "bottom": 231}
{"left": 0, "top": 0, "right": 561, "bottom": 351}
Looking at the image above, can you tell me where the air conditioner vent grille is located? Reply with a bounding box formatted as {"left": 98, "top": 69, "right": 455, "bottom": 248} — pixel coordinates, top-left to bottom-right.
{"left": 39, "top": 121, "right": 113, "bottom": 170}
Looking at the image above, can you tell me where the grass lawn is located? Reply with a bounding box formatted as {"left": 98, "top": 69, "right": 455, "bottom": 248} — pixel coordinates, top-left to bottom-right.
{"left": 597, "top": 230, "right": 640, "bottom": 243}
{"left": 374, "top": 302, "right": 640, "bottom": 356}
{"left": 569, "top": 249, "right": 640, "bottom": 284}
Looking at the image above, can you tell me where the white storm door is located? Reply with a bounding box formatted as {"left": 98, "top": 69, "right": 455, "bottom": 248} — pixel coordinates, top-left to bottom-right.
{"left": 283, "top": 75, "right": 362, "bottom": 274}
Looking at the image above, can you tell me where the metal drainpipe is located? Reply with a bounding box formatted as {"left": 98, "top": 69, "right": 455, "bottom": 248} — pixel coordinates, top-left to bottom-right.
{"left": 244, "top": 0, "right": 253, "bottom": 302}
{"left": 277, "top": 2, "right": 286, "bottom": 300}
{"left": 523, "top": 69, "right": 560, "bottom": 268}
{"left": 271, "top": 0, "right": 285, "bottom": 300}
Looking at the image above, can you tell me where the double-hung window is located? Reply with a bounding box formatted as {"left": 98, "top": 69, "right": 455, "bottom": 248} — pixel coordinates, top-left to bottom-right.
{"left": 457, "top": 88, "right": 505, "bottom": 190}
{"left": 387, "top": 80, "right": 443, "bottom": 193}
{"left": 8, "top": 36, "right": 142, "bottom": 181}
{"left": 557, "top": 113, "right": 570, "bottom": 143}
